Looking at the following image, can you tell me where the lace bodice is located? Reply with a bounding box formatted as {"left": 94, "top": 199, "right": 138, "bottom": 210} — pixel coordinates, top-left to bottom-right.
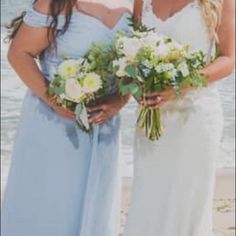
{"left": 142, "top": 0, "right": 214, "bottom": 55}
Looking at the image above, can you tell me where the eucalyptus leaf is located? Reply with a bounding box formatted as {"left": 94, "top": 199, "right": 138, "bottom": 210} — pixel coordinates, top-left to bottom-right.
{"left": 125, "top": 65, "right": 138, "bottom": 79}
{"left": 119, "top": 84, "right": 131, "bottom": 96}
{"left": 53, "top": 86, "right": 65, "bottom": 95}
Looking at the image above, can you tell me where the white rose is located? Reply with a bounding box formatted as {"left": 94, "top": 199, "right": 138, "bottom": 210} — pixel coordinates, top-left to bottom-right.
{"left": 116, "top": 36, "right": 129, "bottom": 50}
{"left": 154, "top": 43, "right": 171, "bottom": 57}
{"left": 65, "top": 79, "right": 84, "bottom": 102}
{"left": 169, "top": 41, "right": 183, "bottom": 51}
{"left": 113, "top": 58, "right": 128, "bottom": 77}
{"left": 142, "top": 34, "right": 163, "bottom": 49}
{"left": 121, "top": 38, "right": 143, "bottom": 58}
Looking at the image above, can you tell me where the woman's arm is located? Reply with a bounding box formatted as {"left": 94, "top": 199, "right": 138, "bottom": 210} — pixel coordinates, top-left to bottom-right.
{"left": 8, "top": 2, "right": 75, "bottom": 119}
{"left": 200, "top": 0, "right": 235, "bottom": 82}
{"left": 8, "top": 24, "right": 51, "bottom": 103}
{"left": 133, "top": 0, "right": 143, "bottom": 24}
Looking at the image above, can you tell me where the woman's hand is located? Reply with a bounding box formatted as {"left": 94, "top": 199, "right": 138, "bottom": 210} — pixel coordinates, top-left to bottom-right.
{"left": 140, "top": 90, "right": 175, "bottom": 109}
{"left": 87, "top": 94, "right": 130, "bottom": 125}
{"left": 51, "top": 105, "right": 76, "bottom": 120}
{"left": 47, "top": 99, "right": 76, "bottom": 120}
{"left": 141, "top": 86, "right": 192, "bottom": 109}
{"left": 142, "top": 87, "right": 194, "bottom": 109}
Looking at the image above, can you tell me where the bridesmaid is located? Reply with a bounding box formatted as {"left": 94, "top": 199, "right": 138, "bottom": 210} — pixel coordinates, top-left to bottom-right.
{"left": 2, "top": 0, "right": 131, "bottom": 236}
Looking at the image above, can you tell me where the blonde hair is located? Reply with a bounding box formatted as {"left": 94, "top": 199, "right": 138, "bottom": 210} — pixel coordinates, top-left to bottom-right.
{"left": 199, "top": 0, "right": 223, "bottom": 41}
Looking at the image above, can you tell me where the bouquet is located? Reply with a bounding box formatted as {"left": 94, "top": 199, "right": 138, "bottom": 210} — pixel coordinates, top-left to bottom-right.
{"left": 112, "top": 29, "right": 208, "bottom": 141}
{"left": 47, "top": 43, "right": 117, "bottom": 132}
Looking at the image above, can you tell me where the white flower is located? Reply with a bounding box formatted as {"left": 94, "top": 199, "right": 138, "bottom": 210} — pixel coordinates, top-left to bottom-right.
{"left": 82, "top": 73, "right": 102, "bottom": 93}
{"left": 65, "top": 79, "right": 84, "bottom": 102}
{"left": 178, "top": 62, "right": 190, "bottom": 77}
{"left": 120, "top": 38, "right": 143, "bottom": 58}
{"left": 141, "top": 34, "right": 163, "bottom": 49}
{"left": 169, "top": 41, "right": 183, "bottom": 51}
{"left": 82, "top": 59, "right": 90, "bottom": 70}
{"left": 154, "top": 44, "right": 171, "bottom": 57}
{"left": 155, "top": 63, "right": 175, "bottom": 73}
{"left": 113, "top": 58, "right": 128, "bottom": 77}
{"left": 58, "top": 60, "right": 79, "bottom": 78}
{"left": 168, "top": 69, "right": 178, "bottom": 79}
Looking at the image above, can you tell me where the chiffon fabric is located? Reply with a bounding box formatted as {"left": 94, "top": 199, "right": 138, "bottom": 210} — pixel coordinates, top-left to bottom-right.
{"left": 2, "top": 8, "right": 130, "bottom": 236}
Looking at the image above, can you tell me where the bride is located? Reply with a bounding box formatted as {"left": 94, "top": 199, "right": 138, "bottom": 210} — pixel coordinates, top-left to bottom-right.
{"left": 124, "top": 0, "right": 235, "bottom": 235}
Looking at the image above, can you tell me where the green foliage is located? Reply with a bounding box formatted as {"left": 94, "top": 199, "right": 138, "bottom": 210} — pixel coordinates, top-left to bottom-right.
{"left": 164, "top": 37, "right": 172, "bottom": 44}
{"left": 136, "top": 46, "right": 153, "bottom": 61}
{"left": 125, "top": 65, "right": 139, "bottom": 79}
{"left": 187, "top": 51, "right": 206, "bottom": 69}
{"left": 180, "top": 73, "right": 207, "bottom": 88}
{"left": 144, "top": 76, "right": 154, "bottom": 91}
{"left": 119, "top": 78, "right": 142, "bottom": 99}
{"left": 85, "top": 42, "right": 118, "bottom": 81}
{"left": 128, "top": 16, "right": 154, "bottom": 32}
{"left": 47, "top": 75, "right": 65, "bottom": 96}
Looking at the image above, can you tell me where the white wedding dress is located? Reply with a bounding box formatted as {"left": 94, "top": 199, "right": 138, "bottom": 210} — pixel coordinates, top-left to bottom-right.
{"left": 123, "top": 1, "right": 224, "bottom": 236}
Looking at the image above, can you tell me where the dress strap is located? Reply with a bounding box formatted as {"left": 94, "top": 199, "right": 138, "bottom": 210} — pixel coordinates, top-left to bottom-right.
{"left": 23, "top": 7, "right": 65, "bottom": 30}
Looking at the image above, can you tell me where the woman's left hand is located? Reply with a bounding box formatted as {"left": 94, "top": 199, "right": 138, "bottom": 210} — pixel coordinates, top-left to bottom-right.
{"left": 87, "top": 94, "right": 129, "bottom": 125}
{"left": 140, "top": 89, "right": 175, "bottom": 109}
{"left": 141, "top": 86, "right": 193, "bottom": 109}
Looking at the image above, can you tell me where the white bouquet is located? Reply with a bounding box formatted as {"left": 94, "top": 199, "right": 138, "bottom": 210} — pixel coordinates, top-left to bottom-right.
{"left": 47, "top": 58, "right": 103, "bottom": 131}
{"left": 47, "top": 43, "right": 118, "bottom": 132}
{"left": 113, "top": 29, "right": 208, "bottom": 140}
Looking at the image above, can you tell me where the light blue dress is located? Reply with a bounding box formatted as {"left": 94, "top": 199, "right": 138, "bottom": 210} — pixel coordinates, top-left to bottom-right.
{"left": 2, "top": 8, "right": 130, "bottom": 236}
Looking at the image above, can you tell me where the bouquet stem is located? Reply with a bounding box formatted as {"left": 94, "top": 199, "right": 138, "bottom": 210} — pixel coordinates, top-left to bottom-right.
{"left": 137, "top": 106, "right": 162, "bottom": 141}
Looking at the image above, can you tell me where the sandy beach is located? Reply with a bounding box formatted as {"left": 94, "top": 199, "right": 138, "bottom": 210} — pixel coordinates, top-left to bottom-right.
{"left": 120, "top": 168, "right": 235, "bottom": 236}
{"left": 1, "top": 166, "right": 235, "bottom": 235}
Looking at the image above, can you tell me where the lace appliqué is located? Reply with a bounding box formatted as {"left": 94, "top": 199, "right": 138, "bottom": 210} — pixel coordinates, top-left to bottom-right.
{"left": 142, "top": 0, "right": 200, "bottom": 23}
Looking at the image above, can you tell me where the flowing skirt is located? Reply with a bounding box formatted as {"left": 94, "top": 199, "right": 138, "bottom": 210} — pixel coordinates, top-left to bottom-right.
{"left": 2, "top": 91, "right": 121, "bottom": 236}
{"left": 124, "top": 86, "right": 224, "bottom": 236}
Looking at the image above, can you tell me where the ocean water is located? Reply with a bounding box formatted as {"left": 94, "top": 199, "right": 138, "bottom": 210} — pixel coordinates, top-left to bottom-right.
{"left": 1, "top": 0, "right": 235, "bottom": 192}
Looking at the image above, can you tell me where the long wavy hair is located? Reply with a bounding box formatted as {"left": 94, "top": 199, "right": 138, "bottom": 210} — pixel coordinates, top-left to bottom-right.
{"left": 199, "top": 0, "right": 224, "bottom": 41}
{"left": 6, "top": 0, "right": 77, "bottom": 42}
